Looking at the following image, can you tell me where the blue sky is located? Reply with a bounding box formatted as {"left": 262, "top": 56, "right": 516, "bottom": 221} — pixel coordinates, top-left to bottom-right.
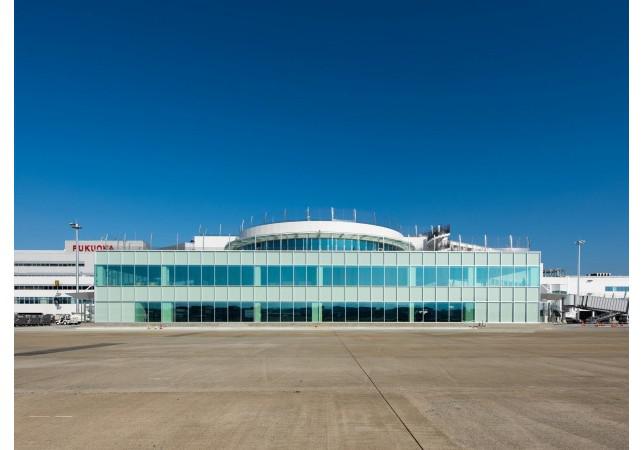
{"left": 15, "top": 0, "right": 628, "bottom": 274}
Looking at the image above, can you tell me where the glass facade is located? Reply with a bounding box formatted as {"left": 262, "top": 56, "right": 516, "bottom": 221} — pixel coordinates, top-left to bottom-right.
{"left": 95, "top": 264, "right": 540, "bottom": 288}
{"left": 94, "top": 250, "right": 541, "bottom": 323}
{"left": 233, "top": 237, "right": 408, "bottom": 251}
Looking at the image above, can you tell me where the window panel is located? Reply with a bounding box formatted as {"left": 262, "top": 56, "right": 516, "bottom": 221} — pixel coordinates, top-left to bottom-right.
{"left": 397, "top": 304, "right": 410, "bottom": 322}
{"left": 397, "top": 267, "right": 409, "bottom": 287}
{"left": 174, "top": 266, "right": 188, "bottom": 286}
{"left": 463, "top": 267, "right": 475, "bottom": 287}
{"left": 332, "top": 266, "right": 345, "bottom": 286}
{"left": 385, "top": 267, "right": 397, "bottom": 286}
{"left": 293, "top": 302, "right": 307, "bottom": 322}
{"left": 449, "top": 267, "right": 462, "bottom": 287}
{"left": 241, "top": 266, "right": 254, "bottom": 286}
{"left": 135, "top": 302, "right": 147, "bottom": 322}
{"left": 423, "top": 302, "right": 437, "bottom": 322}
{"left": 267, "top": 266, "right": 280, "bottom": 286}
{"left": 147, "top": 302, "right": 161, "bottom": 322}
{"left": 202, "top": 266, "right": 214, "bottom": 286}
{"left": 359, "top": 267, "right": 371, "bottom": 286}
{"left": 345, "top": 302, "right": 359, "bottom": 322}
{"left": 413, "top": 267, "right": 423, "bottom": 287}
{"left": 332, "top": 302, "right": 345, "bottom": 322}
{"left": 475, "top": 267, "right": 488, "bottom": 287}
{"left": 436, "top": 267, "right": 449, "bottom": 286}
{"left": 122, "top": 265, "right": 135, "bottom": 286}
{"left": 371, "top": 303, "right": 384, "bottom": 321}
{"left": 436, "top": 302, "right": 449, "bottom": 322}
{"left": 463, "top": 302, "right": 475, "bottom": 322}
{"left": 108, "top": 265, "right": 122, "bottom": 286}
{"left": 449, "top": 303, "right": 463, "bottom": 322}
{"left": 372, "top": 267, "right": 384, "bottom": 286}
{"left": 189, "top": 302, "right": 202, "bottom": 322}
{"left": 228, "top": 301, "right": 241, "bottom": 321}
{"left": 135, "top": 265, "right": 148, "bottom": 286}
{"left": 95, "top": 265, "right": 107, "bottom": 286}
{"left": 149, "top": 265, "right": 161, "bottom": 286}
{"left": 215, "top": 266, "right": 228, "bottom": 286}
{"left": 202, "top": 302, "right": 214, "bottom": 322}
{"left": 214, "top": 301, "right": 228, "bottom": 321}
{"left": 321, "top": 302, "right": 333, "bottom": 321}
{"left": 346, "top": 267, "right": 359, "bottom": 286}
{"left": 322, "top": 267, "right": 332, "bottom": 286}
{"left": 188, "top": 265, "right": 201, "bottom": 286}
{"left": 528, "top": 267, "right": 540, "bottom": 287}
{"left": 268, "top": 302, "right": 281, "bottom": 322}
{"left": 359, "top": 302, "right": 371, "bottom": 321}
{"left": 385, "top": 302, "right": 397, "bottom": 322}
{"left": 502, "top": 267, "right": 514, "bottom": 287}
{"left": 161, "top": 265, "right": 174, "bottom": 286}
{"left": 174, "top": 302, "right": 189, "bottom": 322}
{"left": 306, "top": 266, "right": 317, "bottom": 286}
{"left": 281, "top": 266, "right": 294, "bottom": 285}
{"left": 514, "top": 267, "right": 527, "bottom": 287}
{"left": 241, "top": 302, "right": 255, "bottom": 322}
{"left": 488, "top": 267, "right": 502, "bottom": 287}
{"left": 413, "top": 302, "right": 425, "bottom": 322}
{"left": 423, "top": 267, "right": 436, "bottom": 286}
{"left": 294, "top": 266, "right": 307, "bottom": 286}
{"left": 228, "top": 266, "right": 241, "bottom": 286}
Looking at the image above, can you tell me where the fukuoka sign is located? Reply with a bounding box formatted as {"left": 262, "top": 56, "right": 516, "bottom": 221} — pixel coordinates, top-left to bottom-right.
{"left": 72, "top": 244, "right": 115, "bottom": 252}
{"left": 64, "top": 240, "right": 146, "bottom": 252}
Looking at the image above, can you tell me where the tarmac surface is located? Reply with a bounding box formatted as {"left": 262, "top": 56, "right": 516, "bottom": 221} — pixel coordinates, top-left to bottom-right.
{"left": 15, "top": 325, "right": 628, "bottom": 449}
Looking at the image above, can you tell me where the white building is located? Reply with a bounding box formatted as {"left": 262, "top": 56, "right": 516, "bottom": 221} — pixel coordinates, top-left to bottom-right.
{"left": 541, "top": 271, "right": 629, "bottom": 298}
{"left": 14, "top": 240, "right": 147, "bottom": 318}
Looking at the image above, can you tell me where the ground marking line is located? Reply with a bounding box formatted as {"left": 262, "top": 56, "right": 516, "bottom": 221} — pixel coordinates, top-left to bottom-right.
{"left": 334, "top": 332, "right": 424, "bottom": 450}
{"left": 55, "top": 415, "right": 73, "bottom": 418}
{"left": 28, "top": 415, "right": 50, "bottom": 418}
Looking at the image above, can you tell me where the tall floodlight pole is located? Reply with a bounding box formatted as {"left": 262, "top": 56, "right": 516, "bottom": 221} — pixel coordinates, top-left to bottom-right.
{"left": 69, "top": 222, "right": 82, "bottom": 315}
{"left": 575, "top": 240, "right": 586, "bottom": 299}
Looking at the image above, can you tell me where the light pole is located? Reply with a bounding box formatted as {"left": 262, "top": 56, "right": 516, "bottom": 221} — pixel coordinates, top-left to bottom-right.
{"left": 575, "top": 240, "right": 586, "bottom": 299}
{"left": 70, "top": 222, "right": 82, "bottom": 316}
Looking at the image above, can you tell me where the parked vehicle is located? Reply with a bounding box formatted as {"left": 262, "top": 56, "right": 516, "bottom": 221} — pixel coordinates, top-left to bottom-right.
{"left": 57, "top": 314, "right": 82, "bottom": 325}
{"left": 14, "top": 313, "right": 55, "bottom": 327}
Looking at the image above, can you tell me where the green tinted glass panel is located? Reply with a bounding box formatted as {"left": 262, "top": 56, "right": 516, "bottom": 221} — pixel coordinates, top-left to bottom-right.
{"left": 202, "top": 266, "right": 214, "bottom": 285}
{"left": 346, "top": 267, "right": 359, "bottom": 286}
{"left": 294, "top": 266, "right": 307, "bottom": 286}
{"left": 215, "top": 266, "right": 228, "bottom": 285}
{"left": 241, "top": 266, "right": 254, "bottom": 286}
{"left": 228, "top": 266, "right": 241, "bottom": 285}
{"left": 423, "top": 267, "right": 436, "bottom": 286}
{"left": 397, "top": 267, "right": 408, "bottom": 287}
{"left": 174, "top": 266, "right": 188, "bottom": 286}
{"left": 436, "top": 267, "right": 449, "bottom": 286}
{"left": 149, "top": 265, "right": 161, "bottom": 286}
{"left": 122, "top": 265, "right": 135, "bottom": 286}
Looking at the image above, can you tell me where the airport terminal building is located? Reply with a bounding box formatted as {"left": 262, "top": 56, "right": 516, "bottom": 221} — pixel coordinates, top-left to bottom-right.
{"left": 93, "top": 215, "right": 543, "bottom": 324}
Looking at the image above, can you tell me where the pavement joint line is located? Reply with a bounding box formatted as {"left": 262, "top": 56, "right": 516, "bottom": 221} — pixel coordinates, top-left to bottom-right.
{"left": 15, "top": 342, "right": 122, "bottom": 357}
{"left": 334, "top": 331, "right": 424, "bottom": 450}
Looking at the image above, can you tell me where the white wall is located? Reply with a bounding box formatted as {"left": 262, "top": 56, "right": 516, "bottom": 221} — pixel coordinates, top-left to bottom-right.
{"left": 541, "top": 275, "right": 629, "bottom": 297}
